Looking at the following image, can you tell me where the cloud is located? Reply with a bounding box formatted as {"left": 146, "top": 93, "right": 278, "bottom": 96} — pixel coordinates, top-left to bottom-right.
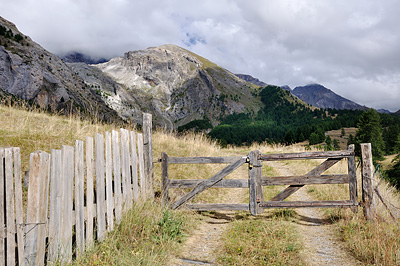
{"left": 1, "top": 0, "right": 399, "bottom": 111}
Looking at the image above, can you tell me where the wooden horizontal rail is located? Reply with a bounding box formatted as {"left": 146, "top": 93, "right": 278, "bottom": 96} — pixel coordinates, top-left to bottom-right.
{"left": 259, "top": 200, "right": 357, "bottom": 208}
{"left": 261, "top": 174, "right": 349, "bottom": 186}
{"left": 167, "top": 156, "right": 246, "bottom": 164}
{"left": 259, "top": 150, "right": 353, "bottom": 161}
{"left": 185, "top": 203, "right": 250, "bottom": 211}
{"left": 168, "top": 179, "right": 249, "bottom": 188}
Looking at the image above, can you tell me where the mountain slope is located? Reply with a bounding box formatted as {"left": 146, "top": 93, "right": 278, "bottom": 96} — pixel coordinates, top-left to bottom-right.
{"left": 235, "top": 74, "right": 268, "bottom": 87}
{"left": 292, "top": 84, "right": 367, "bottom": 110}
{"left": 0, "top": 16, "right": 121, "bottom": 122}
{"left": 92, "top": 44, "right": 262, "bottom": 128}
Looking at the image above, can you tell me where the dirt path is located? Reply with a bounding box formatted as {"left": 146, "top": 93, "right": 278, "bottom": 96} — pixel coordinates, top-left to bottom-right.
{"left": 267, "top": 161, "right": 362, "bottom": 266}
{"left": 170, "top": 165, "right": 248, "bottom": 266}
{"left": 170, "top": 159, "right": 362, "bottom": 266}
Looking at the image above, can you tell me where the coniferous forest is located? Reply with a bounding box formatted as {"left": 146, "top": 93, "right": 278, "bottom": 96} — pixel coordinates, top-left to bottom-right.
{"left": 206, "top": 85, "right": 400, "bottom": 188}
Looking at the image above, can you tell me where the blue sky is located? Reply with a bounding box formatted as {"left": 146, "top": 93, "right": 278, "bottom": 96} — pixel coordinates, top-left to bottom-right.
{"left": 2, "top": 0, "right": 400, "bottom": 111}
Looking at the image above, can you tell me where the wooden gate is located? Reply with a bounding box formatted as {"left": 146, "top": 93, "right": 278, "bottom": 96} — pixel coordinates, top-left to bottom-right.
{"left": 161, "top": 145, "right": 359, "bottom": 215}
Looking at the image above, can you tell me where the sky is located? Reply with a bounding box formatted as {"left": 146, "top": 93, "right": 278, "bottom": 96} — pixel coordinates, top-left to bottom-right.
{"left": 2, "top": 0, "right": 400, "bottom": 112}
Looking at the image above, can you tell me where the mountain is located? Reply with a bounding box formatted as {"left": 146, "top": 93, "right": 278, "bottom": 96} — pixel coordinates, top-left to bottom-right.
{"left": 235, "top": 74, "right": 268, "bottom": 87}
{"left": 292, "top": 84, "right": 367, "bottom": 110}
{"left": 60, "top": 52, "right": 108, "bottom": 64}
{"left": 90, "top": 44, "right": 262, "bottom": 128}
{"left": 377, "top": 109, "right": 391, "bottom": 114}
{"left": 0, "top": 16, "right": 121, "bottom": 122}
{"left": 395, "top": 109, "right": 400, "bottom": 116}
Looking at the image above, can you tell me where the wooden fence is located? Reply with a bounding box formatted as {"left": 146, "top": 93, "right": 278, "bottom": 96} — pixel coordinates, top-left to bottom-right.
{"left": 162, "top": 144, "right": 375, "bottom": 217}
{"left": 1, "top": 114, "right": 154, "bottom": 266}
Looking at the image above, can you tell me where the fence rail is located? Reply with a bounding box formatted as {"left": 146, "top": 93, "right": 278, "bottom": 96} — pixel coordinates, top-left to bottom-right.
{"left": 1, "top": 114, "right": 154, "bottom": 266}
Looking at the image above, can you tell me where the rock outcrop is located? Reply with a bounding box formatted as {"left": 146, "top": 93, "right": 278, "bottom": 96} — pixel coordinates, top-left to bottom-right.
{"left": 0, "top": 16, "right": 121, "bottom": 122}
{"left": 92, "top": 44, "right": 262, "bottom": 128}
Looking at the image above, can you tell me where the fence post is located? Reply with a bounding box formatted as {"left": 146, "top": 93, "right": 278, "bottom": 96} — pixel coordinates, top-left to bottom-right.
{"left": 143, "top": 113, "right": 154, "bottom": 198}
{"left": 255, "top": 150, "right": 263, "bottom": 214}
{"left": 249, "top": 151, "right": 258, "bottom": 216}
{"left": 361, "top": 143, "right": 375, "bottom": 220}
{"left": 161, "top": 152, "right": 169, "bottom": 206}
{"left": 24, "top": 151, "right": 50, "bottom": 266}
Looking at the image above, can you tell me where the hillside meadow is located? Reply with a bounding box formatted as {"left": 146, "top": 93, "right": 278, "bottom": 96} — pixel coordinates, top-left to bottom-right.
{"left": 1, "top": 104, "right": 400, "bottom": 265}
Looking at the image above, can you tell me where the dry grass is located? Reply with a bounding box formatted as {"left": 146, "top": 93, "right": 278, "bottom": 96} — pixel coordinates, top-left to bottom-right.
{"left": 3, "top": 104, "right": 400, "bottom": 265}
{"left": 0, "top": 104, "right": 125, "bottom": 170}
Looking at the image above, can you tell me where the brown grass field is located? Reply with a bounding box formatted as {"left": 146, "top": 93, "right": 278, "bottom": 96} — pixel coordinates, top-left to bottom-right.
{"left": 1, "top": 104, "right": 400, "bottom": 265}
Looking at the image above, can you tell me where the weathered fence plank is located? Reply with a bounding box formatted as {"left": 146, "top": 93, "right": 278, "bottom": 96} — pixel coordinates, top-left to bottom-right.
{"left": 167, "top": 156, "right": 245, "bottom": 164}
{"left": 105, "top": 132, "right": 114, "bottom": 231}
{"left": 259, "top": 200, "right": 355, "bottom": 208}
{"left": 186, "top": 204, "right": 249, "bottom": 211}
{"left": 75, "top": 140, "right": 85, "bottom": 255}
{"left": 0, "top": 149, "right": 4, "bottom": 266}
{"left": 61, "top": 145, "right": 74, "bottom": 263}
{"left": 24, "top": 151, "right": 50, "bottom": 266}
{"left": 259, "top": 150, "right": 353, "bottom": 161}
{"left": 361, "top": 143, "right": 375, "bottom": 220}
{"left": 137, "top": 133, "right": 145, "bottom": 199}
{"left": 48, "top": 149, "right": 62, "bottom": 262}
{"left": 112, "top": 130, "right": 122, "bottom": 223}
{"left": 120, "top": 129, "right": 132, "bottom": 208}
{"left": 5, "top": 148, "right": 15, "bottom": 266}
{"left": 85, "top": 137, "right": 95, "bottom": 247}
{"left": 130, "top": 131, "right": 139, "bottom": 201}
{"left": 13, "top": 148, "right": 25, "bottom": 266}
{"left": 261, "top": 174, "right": 349, "bottom": 186}
{"left": 95, "top": 134, "right": 107, "bottom": 242}
{"left": 143, "top": 113, "right": 154, "bottom": 198}
{"left": 170, "top": 158, "right": 247, "bottom": 209}
{"left": 168, "top": 179, "right": 249, "bottom": 189}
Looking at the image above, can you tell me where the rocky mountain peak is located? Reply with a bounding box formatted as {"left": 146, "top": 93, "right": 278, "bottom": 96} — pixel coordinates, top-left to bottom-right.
{"left": 0, "top": 16, "right": 121, "bottom": 122}
{"left": 292, "top": 84, "right": 367, "bottom": 110}
{"left": 91, "top": 44, "right": 261, "bottom": 128}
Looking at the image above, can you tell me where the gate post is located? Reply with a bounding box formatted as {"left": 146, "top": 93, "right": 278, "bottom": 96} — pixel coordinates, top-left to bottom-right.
{"left": 161, "top": 152, "right": 169, "bottom": 206}
{"left": 249, "top": 151, "right": 262, "bottom": 215}
{"left": 361, "top": 143, "right": 375, "bottom": 220}
{"left": 347, "top": 145, "right": 358, "bottom": 213}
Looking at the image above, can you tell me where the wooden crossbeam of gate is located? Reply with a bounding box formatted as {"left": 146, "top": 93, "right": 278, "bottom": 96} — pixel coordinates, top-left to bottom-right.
{"left": 167, "top": 156, "right": 248, "bottom": 210}
{"left": 257, "top": 145, "right": 358, "bottom": 212}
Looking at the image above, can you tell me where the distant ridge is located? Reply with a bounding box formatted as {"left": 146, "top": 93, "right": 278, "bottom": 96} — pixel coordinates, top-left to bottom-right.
{"left": 60, "top": 52, "right": 108, "bottom": 64}
{"left": 292, "top": 84, "right": 367, "bottom": 110}
{"left": 235, "top": 74, "right": 268, "bottom": 87}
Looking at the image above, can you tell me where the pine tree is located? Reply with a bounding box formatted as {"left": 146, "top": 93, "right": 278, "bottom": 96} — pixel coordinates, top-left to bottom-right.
{"left": 325, "top": 136, "right": 333, "bottom": 151}
{"left": 333, "top": 139, "right": 340, "bottom": 150}
{"left": 355, "top": 109, "right": 385, "bottom": 160}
